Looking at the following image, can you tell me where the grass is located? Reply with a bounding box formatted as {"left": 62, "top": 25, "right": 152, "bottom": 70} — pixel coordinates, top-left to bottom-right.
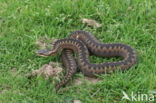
{"left": 0, "top": 0, "right": 156, "bottom": 102}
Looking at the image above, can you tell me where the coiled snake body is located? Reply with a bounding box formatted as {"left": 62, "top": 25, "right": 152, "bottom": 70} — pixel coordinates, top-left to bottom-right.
{"left": 37, "top": 31, "right": 137, "bottom": 90}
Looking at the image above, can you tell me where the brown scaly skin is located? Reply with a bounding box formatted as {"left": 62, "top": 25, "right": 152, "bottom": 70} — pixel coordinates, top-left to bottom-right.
{"left": 37, "top": 49, "right": 77, "bottom": 90}
{"left": 55, "top": 49, "right": 77, "bottom": 90}
{"left": 37, "top": 31, "right": 137, "bottom": 90}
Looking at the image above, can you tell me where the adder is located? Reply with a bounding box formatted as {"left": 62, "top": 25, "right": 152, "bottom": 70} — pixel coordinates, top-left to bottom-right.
{"left": 37, "top": 31, "right": 137, "bottom": 90}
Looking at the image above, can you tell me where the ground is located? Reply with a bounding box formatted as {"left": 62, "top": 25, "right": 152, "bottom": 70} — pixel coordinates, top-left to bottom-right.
{"left": 0, "top": 0, "right": 156, "bottom": 103}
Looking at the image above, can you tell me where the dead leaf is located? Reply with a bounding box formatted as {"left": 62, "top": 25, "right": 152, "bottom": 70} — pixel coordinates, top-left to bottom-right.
{"left": 81, "top": 18, "right": 101, "bottom": 28}
{"left": 127, "top": 6, "right": 133, "bottom": 11}
{"left": 35, "top": 39, "right": 46, "bottom": 49}
{"left": 0, "top": 90, "right": 8, "bottom": 94}
{"left": 26, "top": 62, "right": 63, "bottom": 79}
{"left": 36, "top": 37, "right": 58, "bottom": 49}
{"left": 73, "top": 100, "right": 82, "bottom": 103}
{"left": 73, "top": 78, "right": 83, "bottom": 85}
{"left": 0, "top": 85, "right": 11, "bottom": 94}
{"left": 10, "top": 68, "right": 17, "bottom": 73}
{"left": 73, "top": 76, "right": 101, "bottom": 85}
{"left": 9, "top": 68, "right": 18, "bottom": 76}
{"left": 85, "top": 77, "right": 101, "bottom": 83}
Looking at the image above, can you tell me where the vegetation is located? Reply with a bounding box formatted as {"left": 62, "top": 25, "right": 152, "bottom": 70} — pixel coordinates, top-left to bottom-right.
{"left": 0, "top": 0, "right": 156, "bottom": 102}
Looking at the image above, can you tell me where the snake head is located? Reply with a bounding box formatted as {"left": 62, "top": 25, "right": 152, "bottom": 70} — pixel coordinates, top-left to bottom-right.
{"left": 36, "top": 49, "right": 56, "bottom": 56}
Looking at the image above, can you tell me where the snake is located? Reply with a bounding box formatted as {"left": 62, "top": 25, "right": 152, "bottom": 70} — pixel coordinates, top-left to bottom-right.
{"left": 36, "top": 30, "right": 137, "bottom": 90}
